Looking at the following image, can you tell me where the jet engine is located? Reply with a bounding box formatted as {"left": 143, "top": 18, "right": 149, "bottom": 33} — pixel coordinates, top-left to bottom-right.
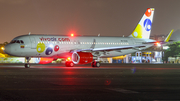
{"left": 36, "top": 57, "right": 54, "bottom": 64}
{"left": 72, "top": 52, "right": 93, "bottom": 64}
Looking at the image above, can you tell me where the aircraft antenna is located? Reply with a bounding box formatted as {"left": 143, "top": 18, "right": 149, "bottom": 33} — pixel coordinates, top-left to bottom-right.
{"left": 29, "top": 32, "right": 31, "bottom": 35}
{"left": 98, "top": 33, "right": 100, "bottom": 37}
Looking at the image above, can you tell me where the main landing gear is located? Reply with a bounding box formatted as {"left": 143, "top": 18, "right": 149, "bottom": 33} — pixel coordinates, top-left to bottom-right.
{"left": 91, "top": 60, "right": 100, "bottom": 67}
{"left": 25, "top": 57, "right": 31, "bottom": 68}
{"left": 65, "top": 61, "right": 74, "bottom": 67}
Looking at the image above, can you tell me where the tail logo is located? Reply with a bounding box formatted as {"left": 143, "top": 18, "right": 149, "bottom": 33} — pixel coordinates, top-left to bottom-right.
{"left": 145, "top": 9, "right": 152, "bottom": 17}
{"left": 144, "top": 19, "right": 152, "bottom": 31}
{"left": 132, "top": 24, "right": 142, "bottom": 38}
{"left": 130, "top": 8, "right": 154, "bottom": 39}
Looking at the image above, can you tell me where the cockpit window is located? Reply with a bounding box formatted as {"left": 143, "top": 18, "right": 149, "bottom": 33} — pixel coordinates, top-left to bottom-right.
{"left": 10, "top": 40, "right": 16, "bottom": 43}
{"left": 10, "top": 40, "right": 24, "bottom": 44}
{"left": 20, "top": 40, "right": 24, "bottom": 44}
{"left": 16, "top": 40, "right": 20, "bottom": 43}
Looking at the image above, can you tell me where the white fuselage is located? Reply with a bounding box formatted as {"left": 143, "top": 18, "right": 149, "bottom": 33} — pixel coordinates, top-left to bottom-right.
{"left": 4, "top": 35, "right": 155, "bottom": 58}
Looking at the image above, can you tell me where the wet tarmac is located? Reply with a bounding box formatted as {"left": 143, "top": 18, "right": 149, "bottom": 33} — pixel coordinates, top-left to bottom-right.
{"left": 0, "top": 63, "right": 180, "bottom": 100}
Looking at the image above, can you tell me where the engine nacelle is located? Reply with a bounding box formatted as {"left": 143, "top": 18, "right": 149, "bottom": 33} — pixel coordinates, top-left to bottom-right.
{"left": 72, "top": 52, "right": 93, "bottom": 64}
{"left": 35, "top": 58, "right": 54, "bottom": 64}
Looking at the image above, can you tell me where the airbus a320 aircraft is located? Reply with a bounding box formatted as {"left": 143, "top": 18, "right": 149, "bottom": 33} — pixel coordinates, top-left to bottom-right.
{"left": 4, "top": 8, "right": 166, "bottom": 68}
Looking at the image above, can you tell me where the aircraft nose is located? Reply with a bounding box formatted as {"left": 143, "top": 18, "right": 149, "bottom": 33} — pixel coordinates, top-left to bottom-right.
{"left": 4, "top": 44, "right": 11, "bottom": 54}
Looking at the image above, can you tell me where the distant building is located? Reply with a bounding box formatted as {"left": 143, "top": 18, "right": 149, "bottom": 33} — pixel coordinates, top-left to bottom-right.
{"left": 150, "top": 35, "right": 166, "bottom": 41}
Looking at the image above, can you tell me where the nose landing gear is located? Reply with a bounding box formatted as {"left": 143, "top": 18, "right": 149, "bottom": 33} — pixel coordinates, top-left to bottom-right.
{"left": 25, "top": 57, "right": 31, "bottom": 68}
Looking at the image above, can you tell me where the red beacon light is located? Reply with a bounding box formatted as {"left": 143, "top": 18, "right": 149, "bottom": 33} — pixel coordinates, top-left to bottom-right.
{"left": 156, "top": 42, "right": 161, "bottom": 47}
{"left": 71, "top": 33, "right": 74, "bottom": 37}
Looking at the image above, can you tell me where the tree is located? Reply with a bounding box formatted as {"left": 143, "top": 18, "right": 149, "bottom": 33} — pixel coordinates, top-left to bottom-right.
{"left": 3, "top": 42, "right": 8, "bottom": 46}
{"left": 163, "top": 41, "right": 180, "bottom": 62}
{"left": 0, "top": 42, "right": 9, "bottom": 54}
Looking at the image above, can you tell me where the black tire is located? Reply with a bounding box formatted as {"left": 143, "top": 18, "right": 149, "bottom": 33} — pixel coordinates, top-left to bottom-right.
{"left": 65, "top": 62, "right": 69, "bottom": 67}
{"left": 65, "top": 61, "right": 74, "bottom": 67}
{"left": 25, "top": 64, "right": 30, "bottom": 68}
{"left": 96, "top": 62, "right": 100, "bottom": 67}
{"left": 91, "top": 62, "right": 95, "bottom": 67}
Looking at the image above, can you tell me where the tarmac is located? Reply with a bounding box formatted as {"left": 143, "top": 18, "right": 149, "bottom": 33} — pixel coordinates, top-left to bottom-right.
{"left": 0, "top": 63, "right": 180, "bottom": 100}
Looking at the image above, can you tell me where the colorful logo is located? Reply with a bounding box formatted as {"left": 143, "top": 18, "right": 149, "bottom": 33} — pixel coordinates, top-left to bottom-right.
{"left": 37, "top": 43, "right": 46, "bottom": 53}
{"left": 144, "top": 19, "right": 152, "bottom": 31}
{"left": 132, "top": 24, "right": 142, "bottom": 38}
{"left": 54, "top": 45, "right": 59, "bottom": 52}
{"left": 131, "top": 8, "right": 154, "bottom": 39}
{"left": 145, "top": 8, "right": 152, "bottom": 17}
{"left": 45, "top": 47, "right": 53, "bottom": 55}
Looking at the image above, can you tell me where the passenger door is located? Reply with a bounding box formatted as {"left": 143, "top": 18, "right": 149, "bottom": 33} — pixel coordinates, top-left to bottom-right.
{"left": 29, "top": 37, "right": 36, "bottom": 49}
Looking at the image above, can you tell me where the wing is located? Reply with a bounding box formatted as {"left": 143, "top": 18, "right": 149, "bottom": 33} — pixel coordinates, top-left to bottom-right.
{"left": 92, "top": 45, "right": 146, "bottom": 51}
{"left": 69, "top": 44, "right": 148, "bottom": 53}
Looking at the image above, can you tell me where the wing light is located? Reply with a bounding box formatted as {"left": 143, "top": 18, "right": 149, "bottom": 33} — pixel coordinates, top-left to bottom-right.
{"left": 66, "top": 57, "right": 71, "bottom": 61}
{"left": 156, "top": 42, "right": 161, "bottom": 47}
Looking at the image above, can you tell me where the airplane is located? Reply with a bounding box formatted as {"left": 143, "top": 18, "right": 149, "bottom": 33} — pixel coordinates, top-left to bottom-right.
{"left": 4, "top": 8, "right": 166, "bottom": 68}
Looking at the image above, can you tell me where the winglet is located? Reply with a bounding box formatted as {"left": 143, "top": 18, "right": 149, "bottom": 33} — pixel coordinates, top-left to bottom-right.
{"left": 164, "top": 29, "right": 174, "bottom": 42}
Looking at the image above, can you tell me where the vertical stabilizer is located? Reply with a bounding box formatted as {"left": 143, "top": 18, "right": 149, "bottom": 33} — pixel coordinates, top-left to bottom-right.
{"left": 129, "top": 8, "right": 154, "bottom": 39}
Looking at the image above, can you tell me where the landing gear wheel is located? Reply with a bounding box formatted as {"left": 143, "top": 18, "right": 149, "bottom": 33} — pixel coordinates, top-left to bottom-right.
{"left": 69, "top": 62, "right": 74, "bottom": 67}
{"left": 65, "top": 61, "right": 74, "bottom": 67}
{"left": 25, "top": 57, "right": 31, "bottom": 68}
{"left": 25, "top": 64, "right": 30, "bottom": 68}
{"left": 96, "top": 62, "right": 100, "bottom": 67}
{"left": 91, "top": 61, "right": 100, "bottom": 67}
{"left": 91, "top": 62, "right": 95, "bottom": 67}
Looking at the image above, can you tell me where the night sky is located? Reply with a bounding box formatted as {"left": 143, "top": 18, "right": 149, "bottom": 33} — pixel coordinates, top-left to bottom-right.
{"left": 0, "top": 0, "right": 180, "bottom": 43}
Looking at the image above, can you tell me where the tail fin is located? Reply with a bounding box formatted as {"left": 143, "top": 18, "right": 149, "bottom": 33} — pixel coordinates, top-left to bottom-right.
{"left": 129, "top": 8, "right": 155, "bottom": 39}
